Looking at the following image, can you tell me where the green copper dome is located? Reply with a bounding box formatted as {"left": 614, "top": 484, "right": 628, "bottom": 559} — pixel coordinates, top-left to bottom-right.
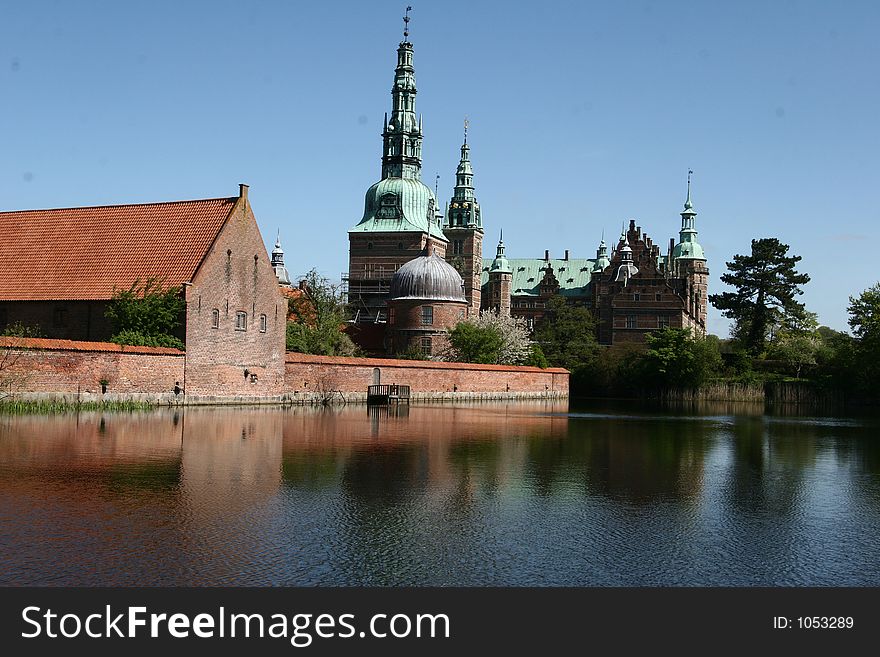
{"left": 672, "top": 240, "right": 705, "bottom": 260}
{"left": 350, "top": 177, "right": 447, "bottom": 240}
{"left": 489, "top": 233, "right": 512, "bottom": 274}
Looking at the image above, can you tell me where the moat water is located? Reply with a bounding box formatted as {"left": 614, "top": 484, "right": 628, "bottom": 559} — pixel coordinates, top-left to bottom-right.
{"left": 1, "top": 400, "right": 879, "bottom": 586}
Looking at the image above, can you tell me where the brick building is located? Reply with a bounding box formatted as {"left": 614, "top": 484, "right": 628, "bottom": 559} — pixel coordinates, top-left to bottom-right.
{"left": 345, "top": 18, "right": 708, "bottom": 353}
{"left": 0, "top": 184, "right": 287, "bottom": 394}
{"left": 387, "top": 250, "right": 468, "bottom": 357}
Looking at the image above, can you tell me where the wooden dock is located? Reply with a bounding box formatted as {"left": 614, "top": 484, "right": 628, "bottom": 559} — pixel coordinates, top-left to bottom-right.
{"left": 367, "top": 384, "right": 411, "bottom": 406}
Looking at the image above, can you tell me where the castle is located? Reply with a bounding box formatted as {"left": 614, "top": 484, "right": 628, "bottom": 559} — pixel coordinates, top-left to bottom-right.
{"left": 345, "top": 15, "right": 708, "bottom": 356}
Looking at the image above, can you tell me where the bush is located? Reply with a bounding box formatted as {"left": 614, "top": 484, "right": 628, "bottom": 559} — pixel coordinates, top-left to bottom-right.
{"left": 109, "top": 330, "right": 184, "bottom": 351}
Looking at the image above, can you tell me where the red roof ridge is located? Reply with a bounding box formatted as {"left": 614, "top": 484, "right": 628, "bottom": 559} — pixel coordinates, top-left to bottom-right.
{"left": 0, "top": 196, "right": 236, "bottom": 215}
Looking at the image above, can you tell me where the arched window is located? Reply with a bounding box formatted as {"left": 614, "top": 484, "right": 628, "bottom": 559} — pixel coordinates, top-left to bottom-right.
{"left": 235, "top": 311, "right": 247, "bottom": 331}
{"left": 211, "top": 308, "right": 220, "bottom": 329}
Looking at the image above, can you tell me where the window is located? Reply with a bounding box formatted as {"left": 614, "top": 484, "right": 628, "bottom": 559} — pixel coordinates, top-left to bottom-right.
{"left": 634, "top": 293, "right": 641, "bottom": 302}
{"left": 259, "top": 314, "right": 267, "bottom": 333}
{"left": 453, "top": 240, "right": 464, "bottom": 255}
{"left": 421, "top": 306, "right": 433, "bottom": 325}
{"left": 626, "top": 315, "right": 636, "bottom": 329}
{"left": 420, "top": 336, "right": 432, "bottom": 356}
{"left": 235, "top": 311, "right": 247, "bottom": 331}
{"left": 658, "top": 315, "right": 670, "bottom": 328}
{"left": 388, "top": 307, "right": 395, "bottom": 324}
{"left": 211, "top": 308, "right": 220, "bottom": 329}
{"left": 53, "top": 307, "right": 67, "bottom": 328}
{"left": 656, "top": 293, "right": 662, "bottom": 302}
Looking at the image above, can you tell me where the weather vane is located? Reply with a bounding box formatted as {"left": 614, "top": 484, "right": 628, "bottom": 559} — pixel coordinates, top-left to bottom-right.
{"left": 435, "top": 173, "right": 440, "bottom": 198}
{"left": 463, "top": 116, "right": 469, "bottom": 144}
{"left": 403, "top": 6, "right": 412, "bottom": 40}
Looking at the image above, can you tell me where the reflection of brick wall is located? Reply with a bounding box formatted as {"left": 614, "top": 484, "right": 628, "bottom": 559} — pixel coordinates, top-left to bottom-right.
{"left": 0, "top": 338, "right": 183, "bottom": 394}
{"left": 285, "top": 353, "right": 568, "bottom": 395}
{"left": 184, "top": 191, "right": 287, "bottom": 396}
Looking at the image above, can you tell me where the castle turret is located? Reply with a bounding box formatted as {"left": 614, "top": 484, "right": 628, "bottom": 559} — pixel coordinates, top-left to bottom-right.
{"left": 486, "top": 232, "right": 512, "bottom": 315}
{"left": 592, "top": 234, "right": 611, "bottom": 273}
{"left": 271, "top": 232, "right": 291, "bottom": 287}
{"left": 671, "top": 171, "right": 708, "bottom": 334}
{"left": 443, "top": 119, "right": 484, "bottom": 317}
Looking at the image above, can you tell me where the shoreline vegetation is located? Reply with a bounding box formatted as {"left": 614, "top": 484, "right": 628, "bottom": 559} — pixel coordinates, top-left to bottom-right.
{"left": 0, "top": 399, "right": 156, "bottom": 414}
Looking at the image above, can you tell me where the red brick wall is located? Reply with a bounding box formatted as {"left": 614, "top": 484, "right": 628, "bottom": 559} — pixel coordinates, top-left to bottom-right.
{"left": 184, "top": 190, "right": 287, "bottom": 395}
{"left": 388, "top": 298, "right": 467, "bottom": 356}
{"left": 0, "top": 338, "right": 183, "bottom": 394}
{"left": 285, "top": 353, "right": 568, "bottom": 395}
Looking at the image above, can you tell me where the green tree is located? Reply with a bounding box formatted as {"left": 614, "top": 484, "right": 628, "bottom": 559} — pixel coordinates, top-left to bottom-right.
{"left": 445, "top": 310, "right": 532, "bottom": 365}
{"left": 847, "top": 282, "right": 880, "bottom": 395}
{"left": 105, "top": 278, "right": 185, "bottom": 350}
{"left": 532, "top": 295, "right": 599, "bottom": 371}
{"left": 526, "top": 344, "right": 549, "bottom": 368}
{"left": 446, "top": 322, "right": 505, "bottom": 364}
{"left": 286, "top": 270, "right": 358, "bottom": 356}
{"left": 641, "top": 327, "right": 723, "bottom": 389}
{"left": 709, "top": 238, "right": 811, "bottom": 355}
{"left": 766, "top": 330, "right": 819, "bottom": 379}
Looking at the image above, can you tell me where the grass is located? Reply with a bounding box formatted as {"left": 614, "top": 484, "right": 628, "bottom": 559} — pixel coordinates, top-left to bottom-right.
{"left": 0, "top": 399, "right": 155, "bottom": 414}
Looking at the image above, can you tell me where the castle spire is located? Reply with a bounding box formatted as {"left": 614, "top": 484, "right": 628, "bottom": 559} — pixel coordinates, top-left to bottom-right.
{"left": 271, "top": 231, "right": 291, "bottom": 286}
{"left": 684, "top": 169, "right": 694, "bottom": 211}
{"left": 444, "top": 119, "right": 481, "bottom": 228}
{"left": 673, "top": 169, "right": 706, "bottom": 261}
{"left": 490, "top": 231, "right": 512, "bottom": 273}
{"left": 381, "top": 7, "right": 421, "bottom": 180}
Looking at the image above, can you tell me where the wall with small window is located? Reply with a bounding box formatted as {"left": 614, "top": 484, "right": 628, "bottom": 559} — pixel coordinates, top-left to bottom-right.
{"left": 184, "top": 190, "right": 286, "bottom": 395}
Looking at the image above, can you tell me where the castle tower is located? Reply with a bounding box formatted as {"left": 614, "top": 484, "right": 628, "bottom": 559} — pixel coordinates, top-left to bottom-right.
{"left": 347, "top": 9, "right": 447, "bottom": 347}
{"left": 443, "top": 120, "right": 483, "bottom": 317}
{"left": 671, "top": 171, "right": 708, "bottom": 334}
{"left": 271, "top": 231, "right": 291, "bottom": 287}
{"left": 591, "top": 234, "right": 611, "bottom": 273}
{"left": 486, "top": 232, "right": 512, "bottom": 315}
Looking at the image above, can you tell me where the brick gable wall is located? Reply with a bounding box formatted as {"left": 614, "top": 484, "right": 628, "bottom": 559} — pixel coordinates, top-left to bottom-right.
{"left": 184, "top": 192, "right": 287, "bottom": 395}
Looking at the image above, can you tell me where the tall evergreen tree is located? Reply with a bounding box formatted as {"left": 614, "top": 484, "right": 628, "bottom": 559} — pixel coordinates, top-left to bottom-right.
{"left": 709, "top": 238, "right": 810, "bottom": 354}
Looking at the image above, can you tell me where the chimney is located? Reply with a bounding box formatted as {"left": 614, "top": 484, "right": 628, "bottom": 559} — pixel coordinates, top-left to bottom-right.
{"left": 239, "top": 183, "right": 249, "bottom": 199}
{"left": 544, "top": 249, "right": 550, "bottom": 261}
{"left": 564, "top": 249, "right": 570, "bottom": 260}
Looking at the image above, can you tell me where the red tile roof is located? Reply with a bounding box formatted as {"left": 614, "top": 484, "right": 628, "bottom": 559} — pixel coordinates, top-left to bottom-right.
{"left": 0, "top": 197, "right": 236, "bottom": 300}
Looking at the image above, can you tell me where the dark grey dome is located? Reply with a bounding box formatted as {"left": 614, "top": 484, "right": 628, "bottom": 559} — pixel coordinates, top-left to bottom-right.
{"left": 389, "top": 251, "right": 466, "bottom": 302}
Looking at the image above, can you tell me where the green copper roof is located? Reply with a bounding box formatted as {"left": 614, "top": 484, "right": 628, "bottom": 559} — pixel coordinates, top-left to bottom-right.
{"left": 481, "top": 257, "right": 597, "bottom": 297}
{"left": 672, "top": 240, "right": 705, "bottom": 260}
{"left": 350, "top": 177, "right": 447, "bottom": 239}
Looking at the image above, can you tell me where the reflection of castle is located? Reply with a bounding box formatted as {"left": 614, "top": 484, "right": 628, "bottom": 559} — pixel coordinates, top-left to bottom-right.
{"left": 345, "top": 17, "right": 708, "bottom": 356}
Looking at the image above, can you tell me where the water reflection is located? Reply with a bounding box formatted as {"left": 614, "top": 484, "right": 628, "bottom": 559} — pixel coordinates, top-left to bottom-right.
{"left": 1, "top": 400, "right": 879, "bottom": 586}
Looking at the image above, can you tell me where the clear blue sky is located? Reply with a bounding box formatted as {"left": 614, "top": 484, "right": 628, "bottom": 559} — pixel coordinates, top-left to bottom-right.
{"left": 2, "top": 0, "right": 878, "bottom": 334}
